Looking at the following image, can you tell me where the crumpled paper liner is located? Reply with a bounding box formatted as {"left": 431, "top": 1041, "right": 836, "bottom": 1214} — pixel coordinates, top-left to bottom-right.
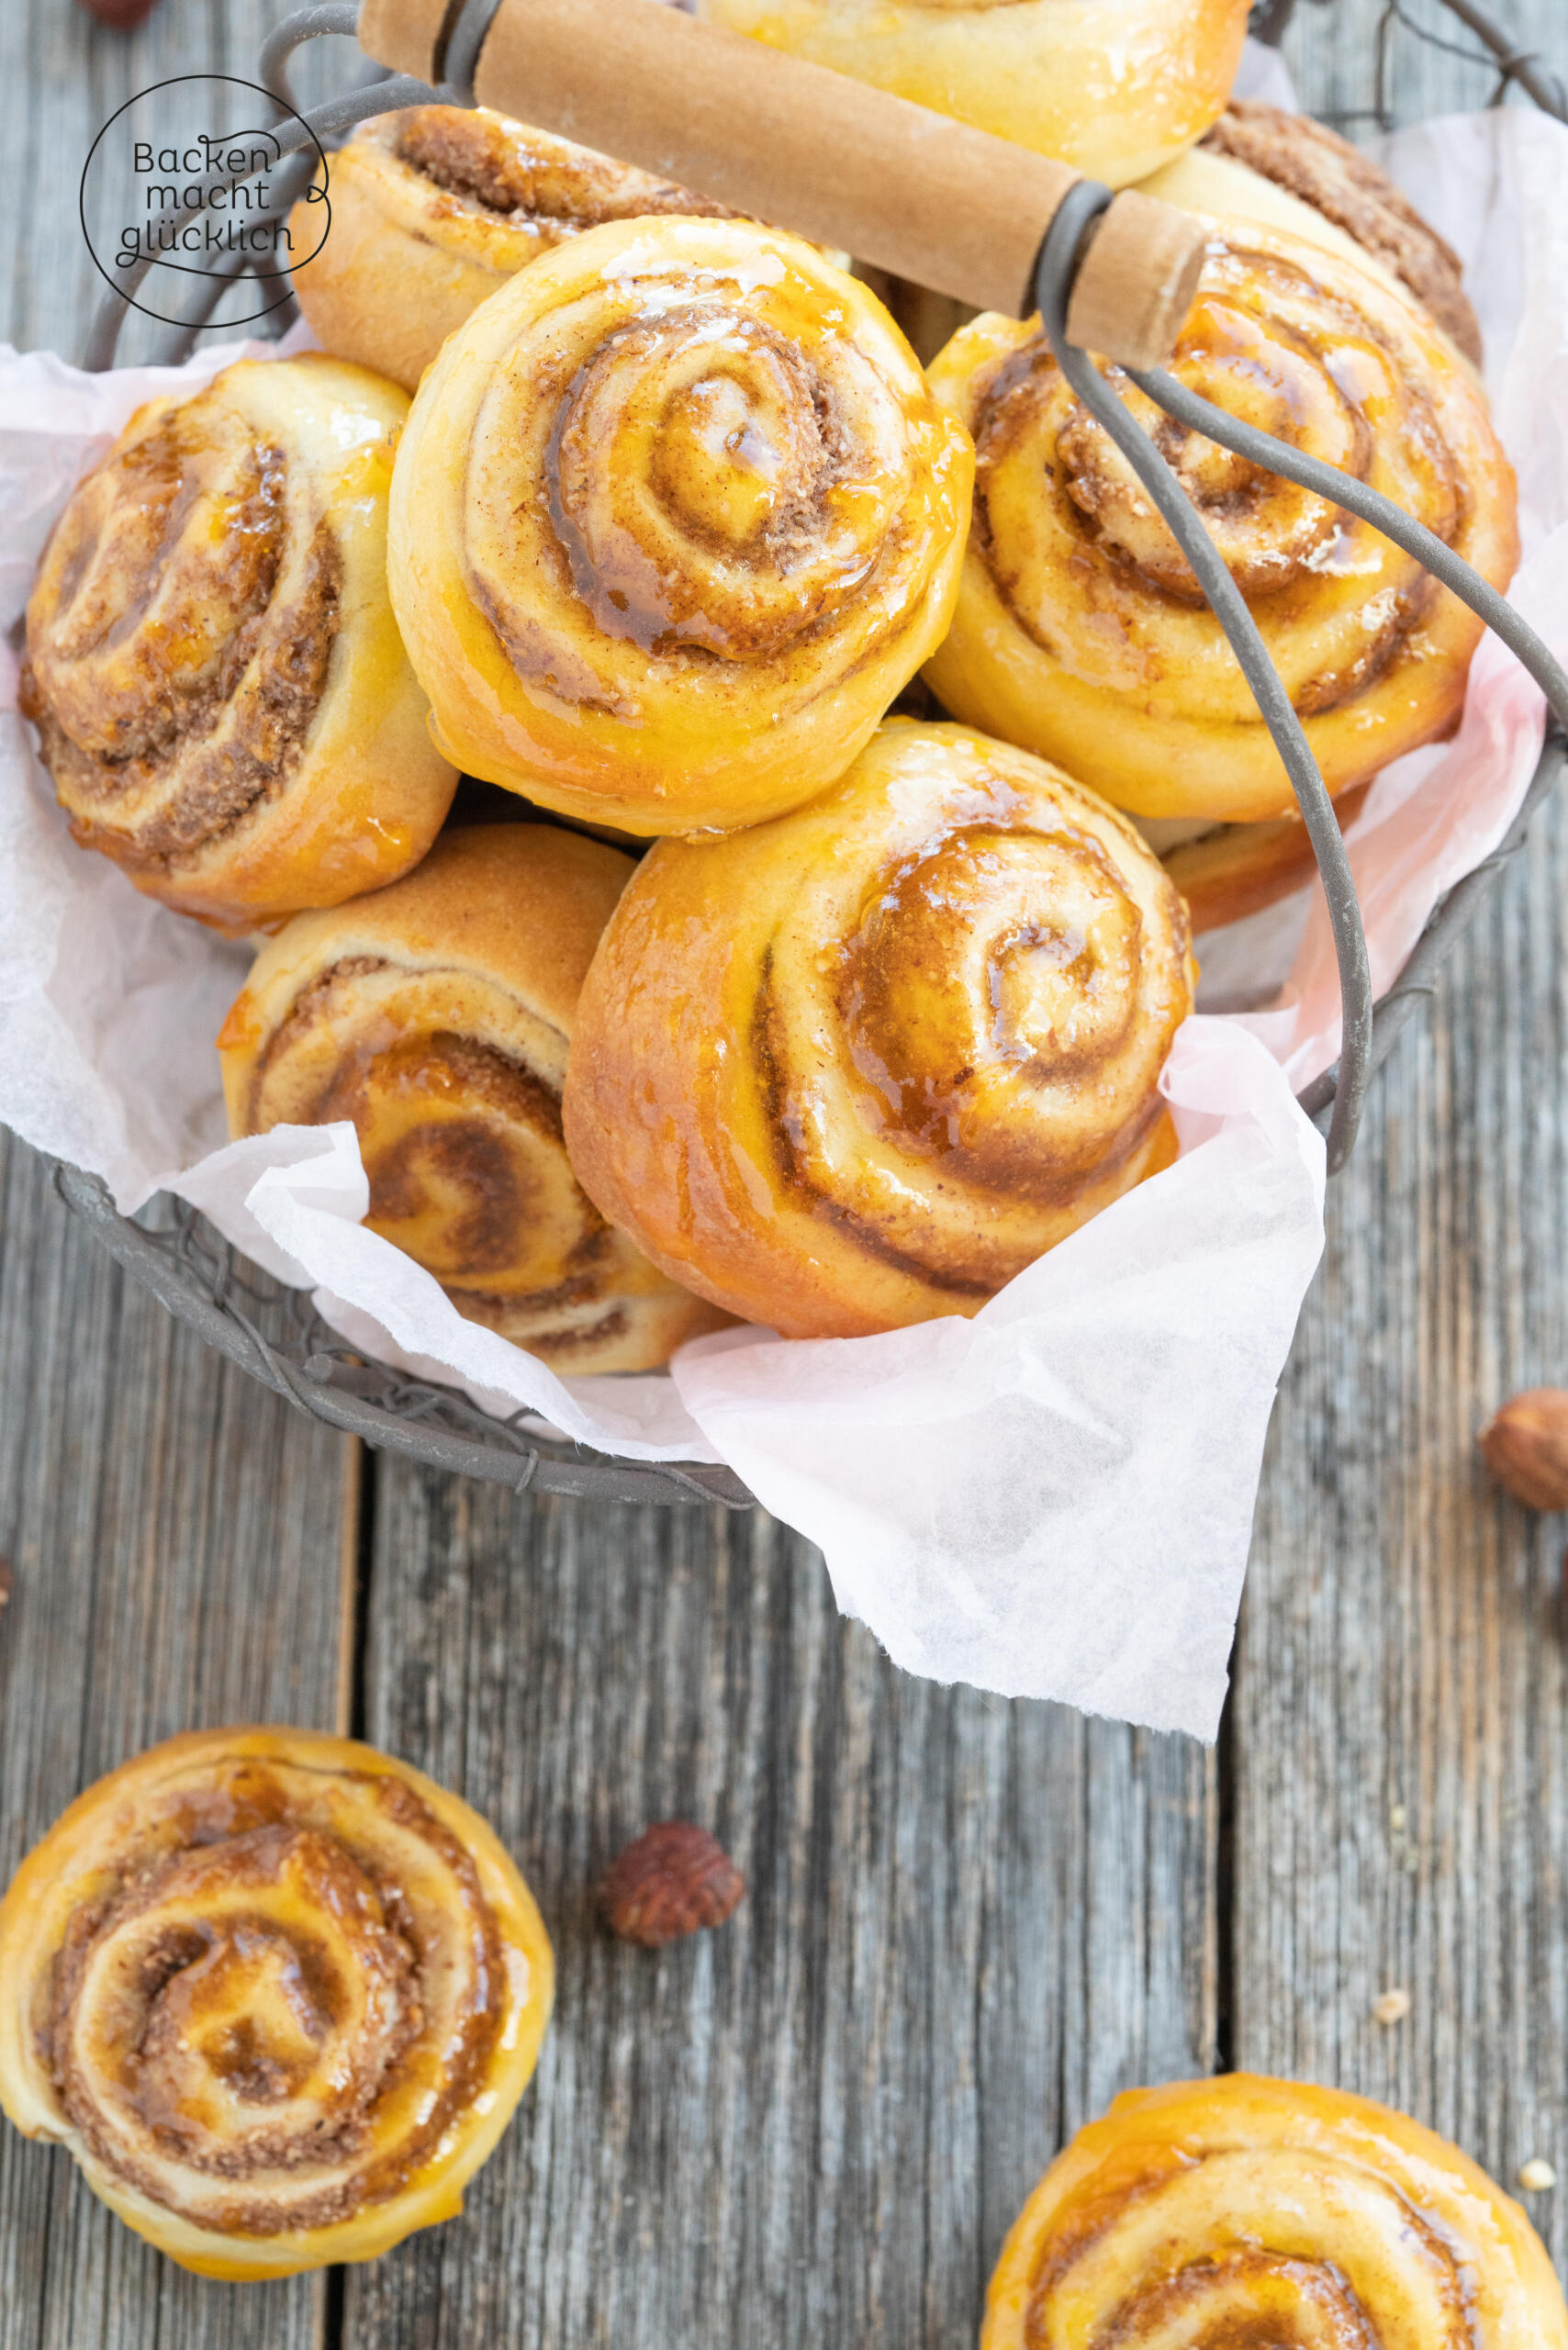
{"left": 1, "top": 96, "right": 1562, "bottom": 1739}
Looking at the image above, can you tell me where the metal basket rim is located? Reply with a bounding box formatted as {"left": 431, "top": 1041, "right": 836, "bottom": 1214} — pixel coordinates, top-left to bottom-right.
{"left": 47, "top": 0, "right": 1568, "bottom": 1506}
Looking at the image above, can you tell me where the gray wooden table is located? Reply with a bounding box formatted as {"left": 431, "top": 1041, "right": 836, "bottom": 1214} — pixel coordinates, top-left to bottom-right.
{"left": 1, "top": 3, "right": 1565, "bottom": 2343}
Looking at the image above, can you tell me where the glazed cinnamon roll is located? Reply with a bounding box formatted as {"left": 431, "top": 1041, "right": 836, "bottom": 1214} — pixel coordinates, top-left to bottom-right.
{"left": 693, "top": 0, "right": 1249, "bottom": 185}
{"left": 219, "top": 823, "right": 731, "bottom": 1371}
{"left": 562, "top": 719, "right": 1194, "bottom": 1338}
{"left": 289, "top": 106, "right": 733, "bottom": 394}
{"left": 0, "top": 1728, "right": 554, "bottom": 2279}
{"left": 984, "top": 2074, "right": 1568, "bottom": 2350}
{"left": 924, "top": 223, "right": 1518, "bottom": 827}
{"left": 1192, "top": 102, "right": 1482, "bottom": 364}
{"left": 387, "top": 216, "right": 972, "bottom": 836}
{"left": 21, "top": 354, "right": 456, "bottom": 934}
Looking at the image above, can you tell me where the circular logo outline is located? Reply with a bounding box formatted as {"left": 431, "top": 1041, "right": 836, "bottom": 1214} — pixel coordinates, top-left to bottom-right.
{"left": 80, "top": 73, "right": 331, "bottom": 329}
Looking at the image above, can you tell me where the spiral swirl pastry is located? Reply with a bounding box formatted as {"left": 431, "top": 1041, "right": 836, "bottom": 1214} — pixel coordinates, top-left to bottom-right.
{"left": 694, "top": 0, "right": 1249, "bottom": 185}
{"left": 21, "top": 354, "right": 456, "bottom": 934}
{"left": 388, "top": 217, "right": 972, "bottom": 836}
{"left": 219, "top": 823, "right": 732, "bottom": 1371}
{"left": 289, "top": 106, "right": 734, "bottom": 395}
{"left": 563, "top": 719, "right": 1193, "bottom": 1339}
{"left": 0, "top": 1728, "right": 554, "bottom": 2279}
{"left": 924, "top": 222, "right": 1518, "bottom": 825}
{"left": 983, "top": 2074, "right": 1568, "bottom": 2350}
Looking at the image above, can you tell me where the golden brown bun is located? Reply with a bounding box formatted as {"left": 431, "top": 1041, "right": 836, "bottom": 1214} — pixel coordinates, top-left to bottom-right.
{"left": 693, "top": 0, "right": 1249, "bottom": 186}
{"left": 21, "top": 353, "right": 455, "bottom": 934}
{"left": 289, "top": 106, "right": 733, "bottom": 393}
{"left": 983, "top": 2073, "right": 1568, "bottom": 2350}
{"left": 387, "top": 215, "right": 972, "bottom": 836}
{"left": 1202, "top": 100, "right": 1482, "bottom": 364}
{"left": 924, "top": 221, "right": 1518, "bottom": 825}
{"left": 562, "top": 720, "right": 1193, "bottom": 1339}
{"left": 1139, "top": 781, "right": 1372, "bottom": 934}
{"left": 218, "top": 823, "right": 732, "bottom": 1372}
{"left": 0, "top": 1728, "right": 554, "bottom": 2280}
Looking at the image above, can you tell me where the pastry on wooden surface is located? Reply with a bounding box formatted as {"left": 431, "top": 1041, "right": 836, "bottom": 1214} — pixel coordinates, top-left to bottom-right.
{"left": 0, "top": 1727, "right": 554, "bottom": 2279}
{"left": 387, "top": 216, "right": 972, "bottom": 836}
{"left": 289, "top": 106, "right": 734, "bottom": 392}
{"left": 219, "top": 822, "right": 731, "bottom": 1372}
{"left": 982, "top": 2071, "right": 1568, "bottom": 2349}
{"left": 692, "top": 0, "right": 1249, "bottom": 186}
{"left": 924, "top": 221, "right": 1517, "bottom": 827}
{"left": 562, "top": 718, "right": 1193, "bottom": 1339}
{"left": 20, "top": 352, "right": 455, "bottom": 934}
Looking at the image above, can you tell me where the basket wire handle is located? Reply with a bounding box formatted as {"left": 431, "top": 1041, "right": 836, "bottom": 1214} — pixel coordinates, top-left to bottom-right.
{"left": 80, "top": 0, "right": 1568, "bottom": 1180}
{"left": 1036, "top": 186, "right": 1376, "bottom": 1167}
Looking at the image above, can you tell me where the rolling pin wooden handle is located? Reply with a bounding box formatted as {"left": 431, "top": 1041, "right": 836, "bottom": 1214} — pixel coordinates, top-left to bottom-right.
{"left": 355, "top": 0, "right": 1208, "bottom": 365}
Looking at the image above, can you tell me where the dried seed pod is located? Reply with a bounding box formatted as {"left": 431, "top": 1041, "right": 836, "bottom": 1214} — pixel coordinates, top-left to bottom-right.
{"left": 1480, "top": 1390, "right": 1568, "bottom": 1513}
{"left": 601, "top": 1822, "right": 745, "bottom": 1948}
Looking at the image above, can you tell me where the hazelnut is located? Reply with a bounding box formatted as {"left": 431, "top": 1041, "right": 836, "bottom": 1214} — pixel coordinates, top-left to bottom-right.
{"left": 75, "top": 0, "right": 162, "bottom": 26}
{"left": 601, "top": 1821, "right": 745, "bottom": 1948}
{"left": 1480, "top": 1390, "right": 1568, "bottom": 1512}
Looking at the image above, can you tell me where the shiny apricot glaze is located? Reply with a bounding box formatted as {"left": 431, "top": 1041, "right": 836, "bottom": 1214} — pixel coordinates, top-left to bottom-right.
{"left": 924, "top": 220, "right": 1518, "bottom": 826}
{"left": 387, "top": 215, "right": 973, "bottom": 836}
{"left": 562, "top": 719, "right": 1194, "bottom": 1339}
{"left": 694, "top": 0, "right": 1249, "bottom": 187}
{"left": 983, "top": 2074, "right": 1568, "bottom": 2350}
{"left": 218, "top": 825, "right": 731, "bottom": 1373}
{"left": 0, "top": 1729, "right": 554, "bottom": 2278}
{"left": 20, "top": 354, "right": 455, "bottom": 934}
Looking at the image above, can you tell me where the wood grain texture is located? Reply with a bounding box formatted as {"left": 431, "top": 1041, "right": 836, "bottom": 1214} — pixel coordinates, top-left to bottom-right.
{"left": 1, "top": 0, "right": 1566, "bottom": 2344}
{"left": 1237, "top": 779, "right": 1568, "bottom": 2258}
{"left": 1240, "top": 0, "right": 1568, "bottom": 2274}
{"left": 343, "top": 1482, "right": 1215, "bottom": 2348}
{"left": 1279, "top": 0, "right": 1564, "bottom": 131}
{"left": 0, "top": 6, "right": 357, "bottom": 2335}
{"left": 0, "top": 1147, "right": 353, "bottom": 2350}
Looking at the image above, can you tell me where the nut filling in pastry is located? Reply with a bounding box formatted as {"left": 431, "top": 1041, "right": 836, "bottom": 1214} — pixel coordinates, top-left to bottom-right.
{"left": 219, "top": 824, "right": 732, "bottom": 1372}
{"left": 389, "top": 105, "right": 724, "bottom": 232}
{"left": 387, "top": 216, "right": 972, "bottom": 835}
{"left": 562, "top": 718, "right": 1194, "bottom": 1339}
{"left": 0, "top": 1729, "right": 554, "bottom": 2278}
{"left": 25, "top": 418, "right": 336, "bottom": 867}
{"left": 287, "top": 106, "right": 734, "bottom": 395}
{"left": 924, "top": 222, "right": 1518, "bottom": 826}
{"left": 1201, "top": 98, "right": 1482, "bottom": 364}
{"left": 982, "top": 2073, "right": 1568, "bottom": 2350}
{"left": 21, "top": 354, "right": 456, "bottom": 932}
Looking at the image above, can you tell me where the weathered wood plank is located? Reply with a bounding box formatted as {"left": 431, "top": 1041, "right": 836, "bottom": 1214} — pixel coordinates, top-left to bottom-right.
{"left": 1280, "top": 0, "right": 1563, "bottom": 131}
{"left": 1238, "top": 780, "right": 1568, "bottom": 2259}
{"left": 342, "top": 1481, "right": 1215, "bottom": 2348}
{"left": 0, "top": 1138, "right": 354, "bottom": 2349}
{"left": 1238, "top": 0, "right": 1568, "bottom": 2276}
{"left": 0, "top": 2, "right": 357, "bottom": 2337}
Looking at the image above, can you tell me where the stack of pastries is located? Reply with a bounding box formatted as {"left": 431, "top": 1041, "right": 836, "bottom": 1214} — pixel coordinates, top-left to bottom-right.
{"left": 19, "top": 61, "right": 1517, "bottom": 1362}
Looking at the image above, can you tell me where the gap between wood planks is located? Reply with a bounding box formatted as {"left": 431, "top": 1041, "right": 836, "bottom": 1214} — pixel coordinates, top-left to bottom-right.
{"left": 313, "top": 1440, "right": 1240, "bottom": 2350}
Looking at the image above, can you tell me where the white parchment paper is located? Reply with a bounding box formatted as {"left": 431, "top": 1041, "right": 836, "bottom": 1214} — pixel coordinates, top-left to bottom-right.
{"left": 2, "top": 99, "right": 1562, "bottom": 1739}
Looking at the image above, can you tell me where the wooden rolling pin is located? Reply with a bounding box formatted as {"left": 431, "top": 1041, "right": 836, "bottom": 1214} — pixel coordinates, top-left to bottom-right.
{"left": 356, "top": 0, "right": 1207, "bottom": 366}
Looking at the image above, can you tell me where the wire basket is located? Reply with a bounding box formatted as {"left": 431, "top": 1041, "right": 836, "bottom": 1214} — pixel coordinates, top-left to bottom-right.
{"left": 51, "top": 0, "right": 1568, "bottom": 1504}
